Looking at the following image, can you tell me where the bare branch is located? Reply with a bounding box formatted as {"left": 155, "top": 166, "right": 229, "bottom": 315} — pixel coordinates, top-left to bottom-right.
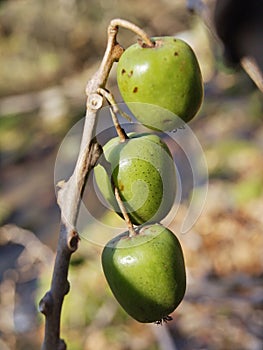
{"left": 39, "top": 20, "right": 124, "bottom": 350}
{"left": 39, "top": 18, "right": 151, "bottom": 350}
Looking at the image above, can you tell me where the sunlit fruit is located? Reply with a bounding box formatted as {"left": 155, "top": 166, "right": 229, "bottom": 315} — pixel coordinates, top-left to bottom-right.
{"left": 101, "top": 224, "right": 186, "bottom": 323}
{"left": 117, "top": 36, "right": 203, "bottom": 131}
{"left": 94, "top": 133, "right": 176, "bottom": 225}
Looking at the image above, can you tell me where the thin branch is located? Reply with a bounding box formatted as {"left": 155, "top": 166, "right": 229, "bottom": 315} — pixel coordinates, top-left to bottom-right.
{"left": 39, "top": 18, "right": 150, "bottom": 350}
{"left": 39, "top": 21, "right": 123, "bottom": 350}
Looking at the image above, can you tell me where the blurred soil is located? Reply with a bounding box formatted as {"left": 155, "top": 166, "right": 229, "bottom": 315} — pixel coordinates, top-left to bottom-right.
{"left": 0, "top": 0, "right": 262, "bottom": 349}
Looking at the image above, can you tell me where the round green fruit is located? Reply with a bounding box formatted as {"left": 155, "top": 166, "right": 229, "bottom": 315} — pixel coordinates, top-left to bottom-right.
{"left": 94, "top": 133, "right": 176, "bottom": 225}
{"left": 102, "top": 224, "right": 186, "bottom": 323}
{"left": 117, "top": 36, "right": 203, "bottom": 131}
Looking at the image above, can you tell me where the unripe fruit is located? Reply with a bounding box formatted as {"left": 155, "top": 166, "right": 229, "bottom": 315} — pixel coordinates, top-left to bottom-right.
{"left": 102, "top": 224, "right": 186, "bottom": 323}
{"left": 117, "top": 37, "right": 203, "bottom": 131}
{"left": 94, "top": 133, "right": 176, "bottom": 225}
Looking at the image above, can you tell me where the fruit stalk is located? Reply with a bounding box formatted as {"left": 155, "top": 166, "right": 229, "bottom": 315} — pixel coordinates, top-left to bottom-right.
{"left": 97, "top": 87, "right": 129, "bottom": 142}
{"left": 114, "top": 187, "right": 137, "bottom": 237}
{"left": 110, "top": 18, "right": 155, "bottom": 48}
{"left": 109, "top": 107, "right": 129, "bottom": 142}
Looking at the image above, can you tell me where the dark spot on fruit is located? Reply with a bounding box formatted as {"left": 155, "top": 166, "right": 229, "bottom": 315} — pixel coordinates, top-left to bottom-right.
{"left": 128, "top": 70, "right": 133, "bottom": 77}
{"left": 133, "top": 87, "right": 138, "bottom": 93}
{"left": 118, "top": 183, "right": 125, "bottom": 191}
{"left": 121, "top": 68, "right": 126, "bottom": 75}
{"left": 173, "top": 38, "right": 177, "bottom": 42}
{"left": 174, "top": 52, "right": 179, "bottom": 56}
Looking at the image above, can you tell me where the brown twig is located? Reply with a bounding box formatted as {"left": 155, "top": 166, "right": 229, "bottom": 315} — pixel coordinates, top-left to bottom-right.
{"left": 39, "top": 21, "right": 123, "bottom": 350}
{"left": 39, "top": 18, "right": 151, "bottom": 349}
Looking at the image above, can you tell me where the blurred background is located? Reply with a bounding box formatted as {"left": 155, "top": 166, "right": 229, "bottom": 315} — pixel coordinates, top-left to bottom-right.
{"left": 0, "top": 0, "right": 263, "bottom": 349}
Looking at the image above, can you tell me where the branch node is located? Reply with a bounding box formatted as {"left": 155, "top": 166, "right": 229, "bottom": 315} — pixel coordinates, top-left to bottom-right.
{"left": 97, "top": 87, "right": 132, "bottom": 122}
{"left": 67, "top": 230, "right": 80, "bottom": 251}
{"left": 112, "top": 43, "right": 125, "bottom": 61}
{"left": 39, "top": 291, "right": 53, "bottom": 316}
{"left": 86, "top": 93, "right": 103, "bottom": 111}
{"left": 58, "top": 339, "right": 67, "bottom": 350}
{"left": 56, "top": 180, "right": 66, "bottom": 191}
{"left": 108, "top": 21, "right": 119, "bottom": 36}
{"left": 64, "top": 280, "right": 70, "bottom": 295}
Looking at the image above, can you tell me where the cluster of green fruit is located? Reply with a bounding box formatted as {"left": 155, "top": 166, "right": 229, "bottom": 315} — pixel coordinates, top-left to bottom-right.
{"left": 94, "top": 36, "right": 203, "bottom": 323}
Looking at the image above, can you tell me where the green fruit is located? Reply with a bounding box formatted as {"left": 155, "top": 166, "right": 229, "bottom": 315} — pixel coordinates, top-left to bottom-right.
{"left": 94, "top": 133, "right": 176, "bottom": 225}
{"left": 117, "top": 36, "right": 203, "bottom": 131}
{"left": 102, "top": 224, "right": 186, "bottom": 323}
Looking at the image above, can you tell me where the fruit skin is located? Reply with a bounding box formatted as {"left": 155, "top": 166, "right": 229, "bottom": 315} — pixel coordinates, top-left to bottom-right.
{"left": 102, "top": 224, "right": 186, "bottom": 323}
{"left": 94, "top": 133, "right": 176, "bottom": 225}
{"left": 117, "top": 37, "right": 203, "bottom": 131}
